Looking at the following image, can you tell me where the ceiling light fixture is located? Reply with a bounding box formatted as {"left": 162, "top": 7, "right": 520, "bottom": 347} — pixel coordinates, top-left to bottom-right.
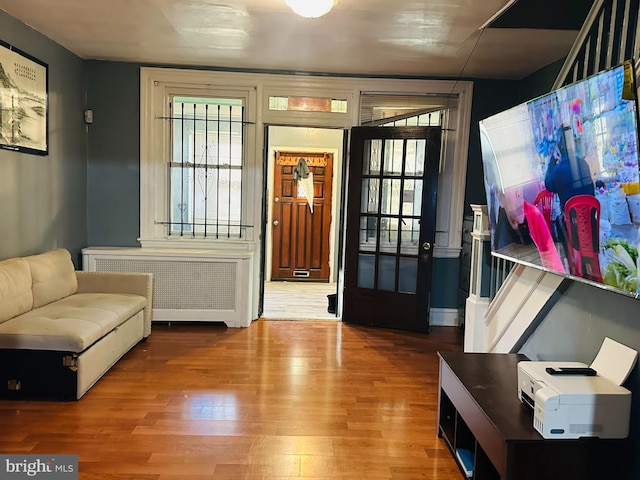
{"left": 285, "top": 0, "right": 338, "bottom": 18}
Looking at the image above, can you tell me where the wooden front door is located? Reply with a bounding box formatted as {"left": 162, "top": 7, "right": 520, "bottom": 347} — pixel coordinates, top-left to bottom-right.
{"left": 343, "top": 126, "right": 441, "bottom": 332}
{"left": 271, "top": 151, "right": 333, "bottom": 281}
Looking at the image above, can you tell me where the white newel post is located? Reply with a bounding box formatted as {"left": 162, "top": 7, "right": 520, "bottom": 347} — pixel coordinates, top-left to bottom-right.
{"left": 463, "top": 205, "right": 491, "bottom": 352}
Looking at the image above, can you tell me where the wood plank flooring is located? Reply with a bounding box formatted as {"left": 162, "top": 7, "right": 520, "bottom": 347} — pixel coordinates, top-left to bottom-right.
{"left": 262, "top": 282, "right": 338, "bottom": 320}
{"left": 0, "top": 321, "right": 464, "bottom": 480}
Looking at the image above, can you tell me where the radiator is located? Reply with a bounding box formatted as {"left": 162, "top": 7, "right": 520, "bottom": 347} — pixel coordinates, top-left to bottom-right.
{"left": 82, "top": 247, "right": 253, "bottom": 327}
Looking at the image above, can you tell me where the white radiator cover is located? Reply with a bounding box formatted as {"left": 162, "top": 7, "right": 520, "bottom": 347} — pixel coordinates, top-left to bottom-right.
{"left": 82, "top": 247, "right": 253, "bottom": 327}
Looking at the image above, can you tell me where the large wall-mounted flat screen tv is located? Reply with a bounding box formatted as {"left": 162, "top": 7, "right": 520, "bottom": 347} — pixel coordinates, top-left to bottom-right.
{"left": 480, "top": 62, "right": 640, "bottom": 298}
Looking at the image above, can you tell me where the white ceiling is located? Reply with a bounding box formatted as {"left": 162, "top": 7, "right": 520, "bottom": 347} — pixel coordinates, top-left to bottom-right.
{"left": 0, "top": 0, "right": 585, "bottom": 79}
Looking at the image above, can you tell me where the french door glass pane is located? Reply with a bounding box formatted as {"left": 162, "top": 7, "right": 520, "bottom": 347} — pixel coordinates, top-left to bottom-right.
{"left": 405, "top": 139, "right": 426, "bottom": 175}
{"left": 363, "top": 139, "right": 382, "bottom": 175}
{"left": 381, "top": 179, "right": 402, "bottom": 215}
{"left": 398, "top": 257, "right": 418, "bottom": 293}
{"left": 400, "top": 219, "right": 421, "bottom": 255}
{"left": 378, "top": 255, "right": 396, "bottom": 291}
{"left": 361, "top": 178, "right": 380, "bottom": 213}
{"left": 357, "top": 254, "right": 375, "bottom": 289}
{"left": 383, "top": 139, "right": 404, "bottom": 175}
{"left": 402, "top": 179, "right": 423, "bottom": 216}
{"left": 379, "top": 217, "right": 399, "bottom": 253}
{"left": 359, "top": 216, "right": 378, "bottom": 252}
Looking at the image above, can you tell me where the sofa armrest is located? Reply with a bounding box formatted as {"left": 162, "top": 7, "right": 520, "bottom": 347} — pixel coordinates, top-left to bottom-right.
{"left": 75, "top": 271, "right": 153, "bottom": 338}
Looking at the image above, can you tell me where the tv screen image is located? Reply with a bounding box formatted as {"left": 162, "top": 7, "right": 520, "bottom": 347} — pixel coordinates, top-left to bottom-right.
{"left": 480, "top": 62, "right": 640, "bottom": 297}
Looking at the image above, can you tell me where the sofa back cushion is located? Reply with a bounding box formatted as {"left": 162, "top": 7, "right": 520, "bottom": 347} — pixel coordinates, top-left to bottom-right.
{"left": 25, "top": 249, "right": 78, "bottom": 308}
{"left": 0, "top": 258, "right": 34, "bottom": 324}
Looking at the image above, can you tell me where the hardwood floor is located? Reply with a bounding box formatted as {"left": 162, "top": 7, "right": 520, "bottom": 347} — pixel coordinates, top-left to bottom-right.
{"left": 0, "top": 321, "right": 464, "bottom": 480}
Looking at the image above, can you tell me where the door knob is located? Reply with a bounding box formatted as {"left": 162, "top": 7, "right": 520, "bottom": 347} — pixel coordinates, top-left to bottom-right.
{"left": 273, "top": 220, "right": 279, "bottom": 226}
{"left": 274, "top": 197, "right": 280, "bottom": 203}
{"left": 422, "top": 241, "right": 431, "bottom": 251}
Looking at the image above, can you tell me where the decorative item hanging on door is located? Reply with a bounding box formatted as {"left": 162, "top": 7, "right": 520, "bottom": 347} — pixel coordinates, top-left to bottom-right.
{"left": 276, "top": 151, "right": 329, "bottom": 214}
{"left": 294, "top": 157, "right": 314, "bottom": 213}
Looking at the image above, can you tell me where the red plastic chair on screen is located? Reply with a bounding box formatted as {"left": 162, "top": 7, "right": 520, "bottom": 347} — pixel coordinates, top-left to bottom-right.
{"left": 534, "top": 189, "right": 555, "bottom": 235}
{"left": 564, "top": 194, "right": 603, "bottom": 283}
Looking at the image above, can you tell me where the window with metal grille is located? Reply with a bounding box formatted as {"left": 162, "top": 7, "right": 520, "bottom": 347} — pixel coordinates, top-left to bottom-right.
{"left": 169, "top": 97, "right": 245, "bottom": 238}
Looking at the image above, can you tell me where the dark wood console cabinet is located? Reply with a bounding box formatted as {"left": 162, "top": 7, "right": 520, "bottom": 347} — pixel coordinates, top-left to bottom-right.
{"left": 437, "top": 351, "right": 629, "bottom": 480}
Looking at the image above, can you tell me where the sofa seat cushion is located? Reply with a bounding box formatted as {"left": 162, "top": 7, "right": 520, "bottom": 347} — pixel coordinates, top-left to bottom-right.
{"left": 0, "top": 292, "right": 147, "bottom": 352}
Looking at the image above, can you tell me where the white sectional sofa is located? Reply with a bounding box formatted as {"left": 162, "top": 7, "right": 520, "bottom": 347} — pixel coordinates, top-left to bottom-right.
{"left": 0, "top": 248, "right": 153, "bottom": 400}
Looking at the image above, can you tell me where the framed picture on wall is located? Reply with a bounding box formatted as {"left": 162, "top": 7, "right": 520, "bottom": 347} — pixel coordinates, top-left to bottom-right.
{"left": 0, "top": 39, "right": 48, "bottom": 156}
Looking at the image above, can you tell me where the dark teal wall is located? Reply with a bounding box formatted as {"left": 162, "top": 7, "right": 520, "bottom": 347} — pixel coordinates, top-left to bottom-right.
{"left": 431, "top": 257, "right": 460, "bottom": 309}
{"left": 0, "top": 10, "right": 86, "bottom": 266}
{"left": 464, "top": 80, "right": 520, "bottom": 214}
{"left": 85, "top": 61, "right": 140, "bottom": 247}
{"left": 517, "top": 58, "right": 565, "bottom": 103}
{"left": 463, "top": 60, "right": 565, "bottom": 216}
{"left": 456, "top": 63, "right": 565, "bottom": 309}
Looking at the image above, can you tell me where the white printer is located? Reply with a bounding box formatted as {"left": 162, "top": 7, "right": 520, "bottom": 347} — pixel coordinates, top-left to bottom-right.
{"left": 517, "top": 337, "right": 638, "bottom": 440}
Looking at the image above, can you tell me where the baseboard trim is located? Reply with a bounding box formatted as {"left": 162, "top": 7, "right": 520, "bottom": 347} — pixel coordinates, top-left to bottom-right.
{"left": 430, "top": 308, "right": 460, "bottom": 327}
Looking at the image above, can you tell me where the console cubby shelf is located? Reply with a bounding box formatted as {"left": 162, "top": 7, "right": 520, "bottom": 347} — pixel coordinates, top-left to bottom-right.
{"left": 438, "top": 390, "right": 498, "bottom": 479}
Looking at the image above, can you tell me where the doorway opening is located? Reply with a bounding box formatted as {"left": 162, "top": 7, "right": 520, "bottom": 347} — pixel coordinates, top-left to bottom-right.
{"left": 262, "top": 125, "right": 345, "bottom": 320}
